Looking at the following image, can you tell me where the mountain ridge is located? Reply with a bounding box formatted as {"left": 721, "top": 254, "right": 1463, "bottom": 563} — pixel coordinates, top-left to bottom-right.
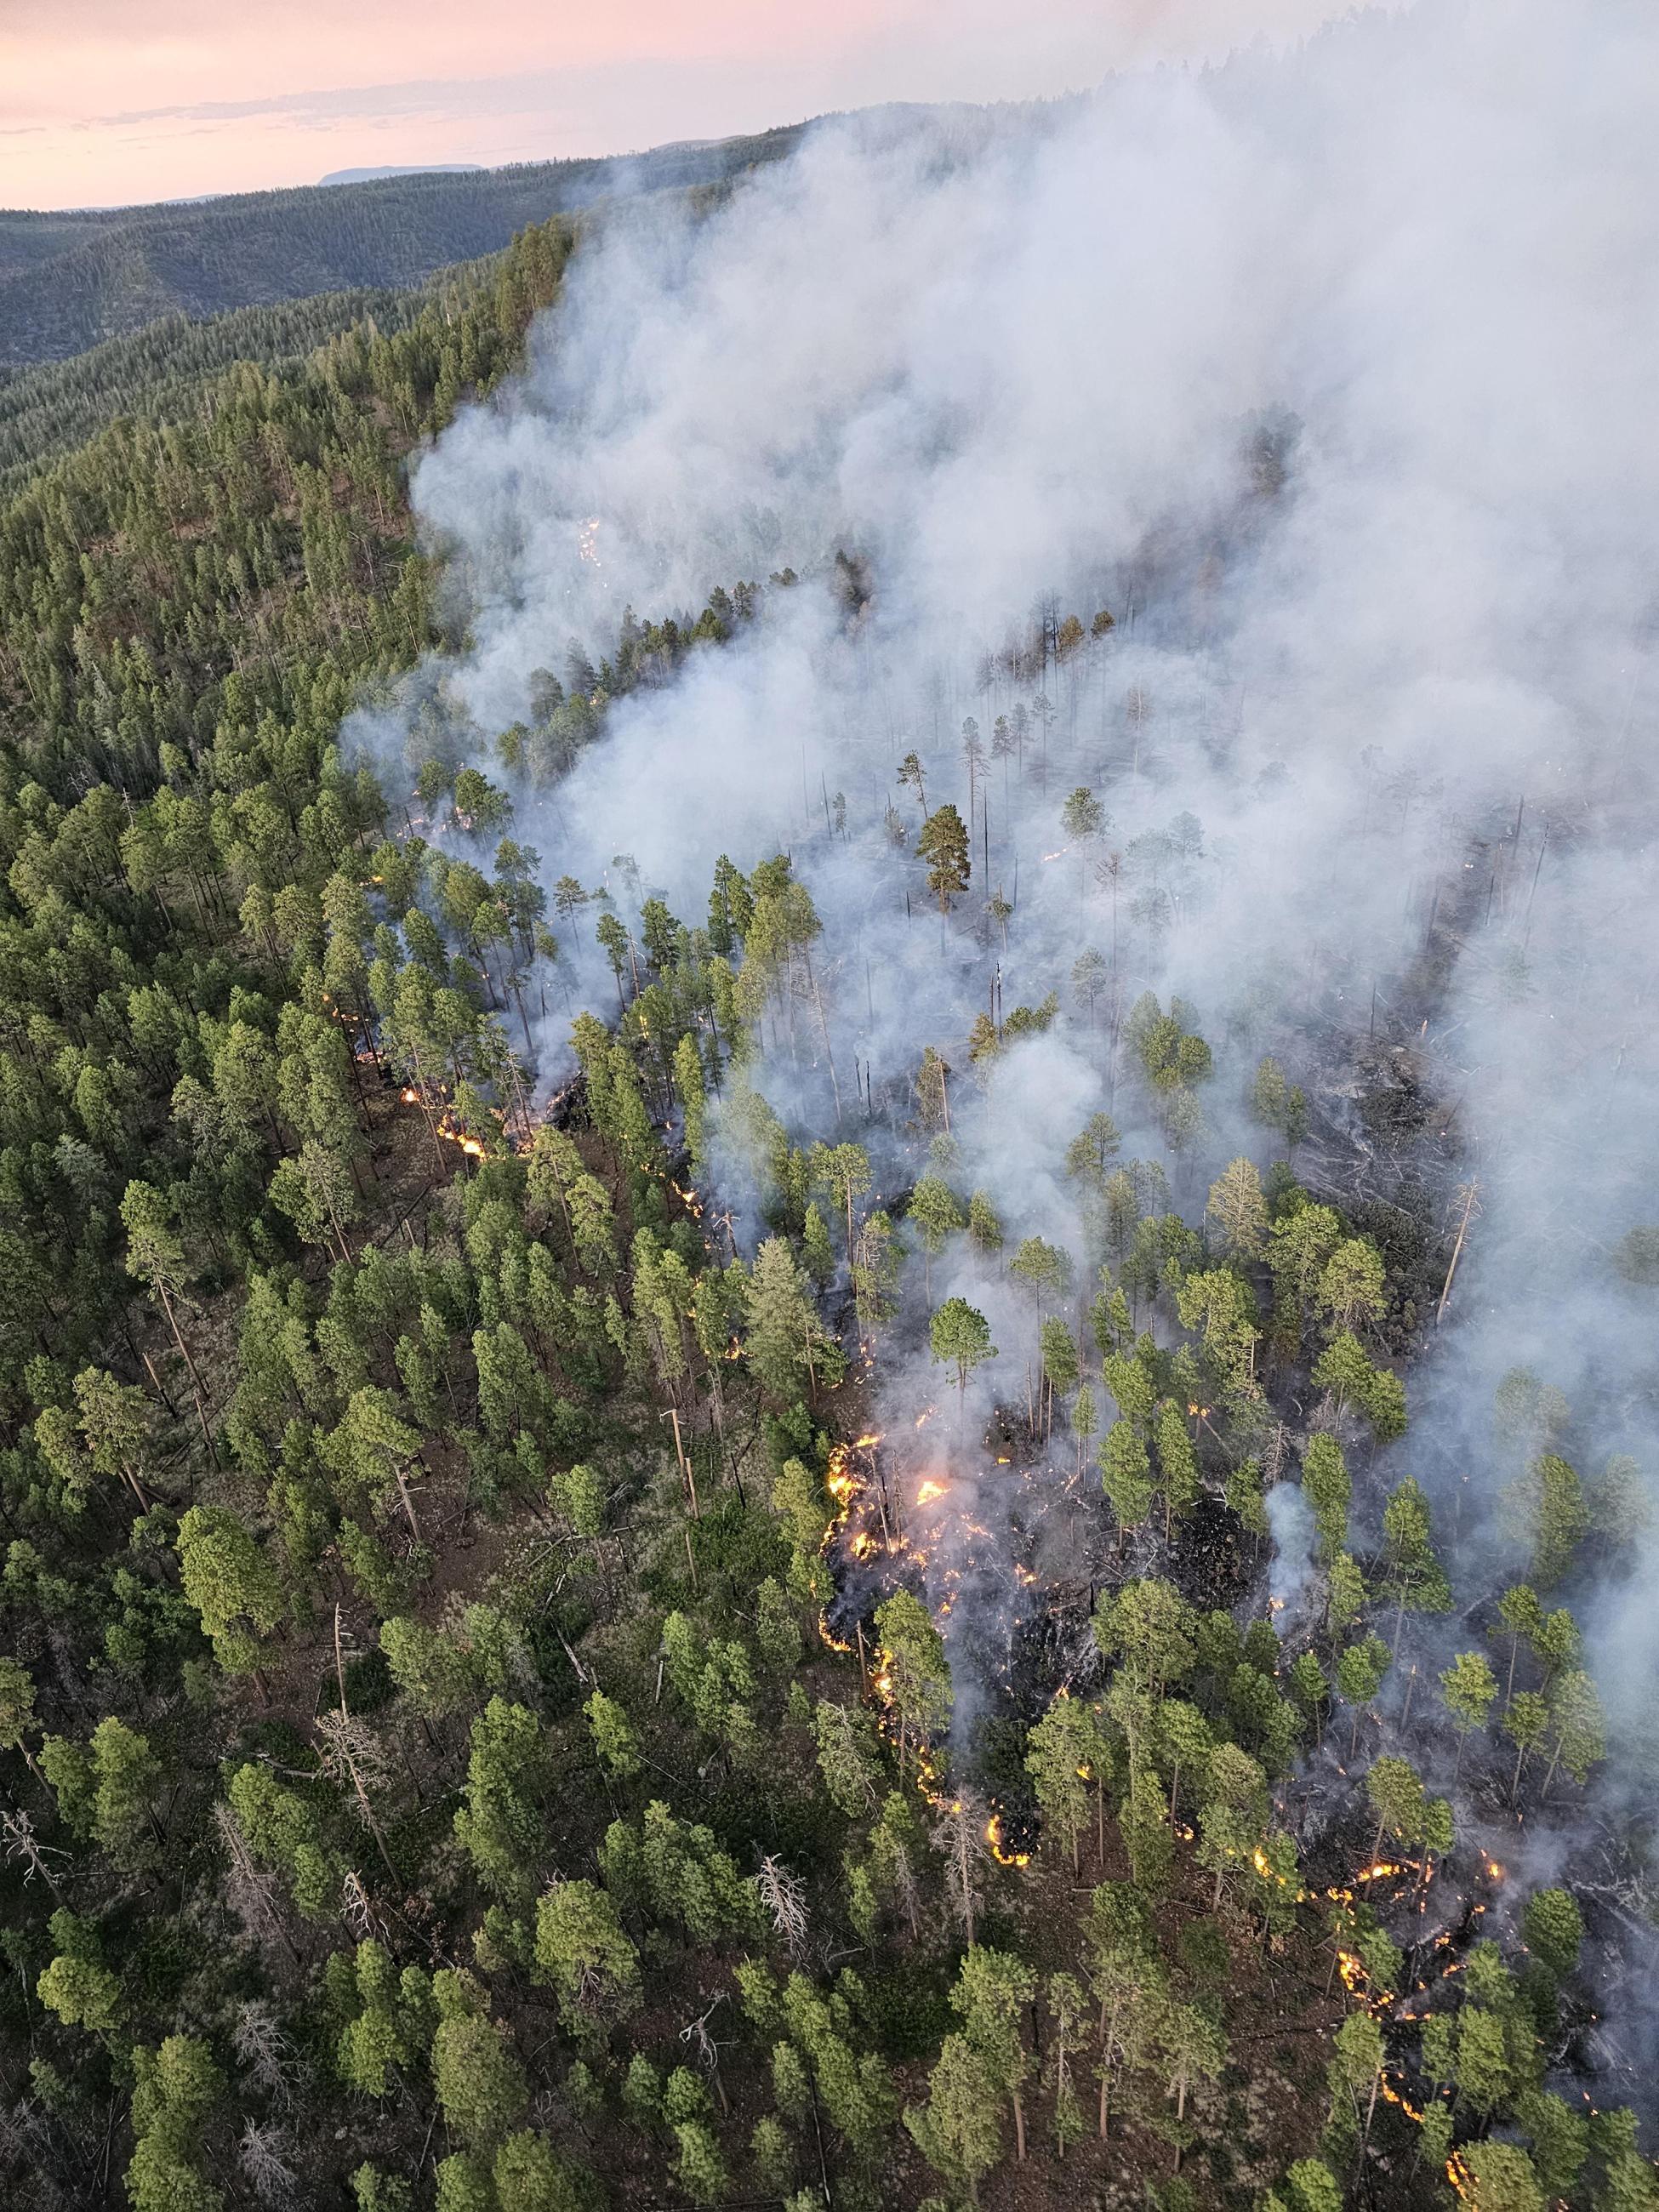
{"left": 0, "top": 126, "right": 808, "bottom": 369}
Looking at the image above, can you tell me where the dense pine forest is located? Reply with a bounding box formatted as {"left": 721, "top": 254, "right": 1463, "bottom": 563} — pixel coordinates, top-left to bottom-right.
{"left": 3, "top": 31, "right": 1658, "bottom": 2212}
{"left": 0, "top": 287, "right": 453, "bottom": 501}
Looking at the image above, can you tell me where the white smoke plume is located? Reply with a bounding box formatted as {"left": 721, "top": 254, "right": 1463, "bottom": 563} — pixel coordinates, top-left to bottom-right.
{"left": 1266, "top": 1482, "right": 1316, "bottom": 1623}
{"left": 345, "top": 0, "right": 1659, "bottom": 2067}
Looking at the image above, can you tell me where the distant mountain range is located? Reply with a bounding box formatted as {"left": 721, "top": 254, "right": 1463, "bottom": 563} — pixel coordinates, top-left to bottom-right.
{"left": 317, "top": 165, "right": 484, "bottom": 188}
{"left": 0, "top": 128, "right": 805, "bottom": 371}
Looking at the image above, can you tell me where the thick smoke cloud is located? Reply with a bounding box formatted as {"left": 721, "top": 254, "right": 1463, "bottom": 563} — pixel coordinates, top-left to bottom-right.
{"left": 345, "top": 0, "right": 1659, "bottom": 2050}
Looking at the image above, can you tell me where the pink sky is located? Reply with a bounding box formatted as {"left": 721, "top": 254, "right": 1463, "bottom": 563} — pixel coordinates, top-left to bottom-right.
{"left": 1, "top": 1, "right": 1355, "bottom": 212}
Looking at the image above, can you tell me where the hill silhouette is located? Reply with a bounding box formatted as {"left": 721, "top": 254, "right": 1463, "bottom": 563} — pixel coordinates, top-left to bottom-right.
{"left": 0, "top": 127, "right": 805, "bottom": 369}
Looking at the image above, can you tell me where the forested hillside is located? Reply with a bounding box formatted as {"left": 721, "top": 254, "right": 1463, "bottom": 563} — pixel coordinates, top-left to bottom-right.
{"left": 0, "top": 124, "right": 804, "bottom": 371}
{"left": 0, "top": 118, "right": 1654, "bottom": 2212}
{"left": 0, "top": 287, "right": 453, "bottom": 500}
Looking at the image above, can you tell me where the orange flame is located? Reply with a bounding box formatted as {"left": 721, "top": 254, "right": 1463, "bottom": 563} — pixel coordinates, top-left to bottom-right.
{"left": 986, "top": 1813, "right": 1032, "bottom": 1867}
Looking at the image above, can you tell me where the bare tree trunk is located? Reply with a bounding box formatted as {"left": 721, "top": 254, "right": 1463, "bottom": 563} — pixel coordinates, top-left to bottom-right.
{"left": 156, "top": 1280, "right": 216, "bottom": 1465}
{"left": 391, "top": 1464, "right": 423, "bottom": 1545}
{"left": 1437, "top": 1181, "right": 1479, "bottom": 1324}
{"left": 801, "top": 949, "right": 843, "bottom": 1125}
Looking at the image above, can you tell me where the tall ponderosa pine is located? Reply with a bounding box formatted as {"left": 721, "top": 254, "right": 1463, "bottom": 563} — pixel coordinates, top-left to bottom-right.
{"left": 874, "top": 1588, "right": 953, "bottom": 1780}
{"left": 930, "top": 1296, "right": 996, "bottom": 1410}
{"left": 916, "top": 801, "right": 971, "bottom": 912}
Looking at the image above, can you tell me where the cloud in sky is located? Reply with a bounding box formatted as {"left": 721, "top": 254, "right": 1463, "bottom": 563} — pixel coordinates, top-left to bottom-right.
{"left": 1, "top": 0, "right": 1364, "bottom": 209}
{"left": 94, "top": 60, "right": 754, "bottom": 138}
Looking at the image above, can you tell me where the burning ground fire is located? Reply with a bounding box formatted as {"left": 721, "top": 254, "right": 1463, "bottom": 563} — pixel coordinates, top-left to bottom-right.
{"left": 385, "top": 1068, "right": 721, "bottom": 1257}
{"left": 812, "top": 1419, "right": 1535, "bottom": 2169}
{"left": 815, "top": 1428, "right": 1035, "bottom": 1864}
{"left": 400, "top": 1087, "right": 487, "bottom": 1155}
{"left": 1286, "top": 1848, "right": 1525, "bottom": 2188}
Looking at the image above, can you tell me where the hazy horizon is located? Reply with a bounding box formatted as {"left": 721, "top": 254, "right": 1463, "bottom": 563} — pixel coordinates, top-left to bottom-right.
{"left": 3, "top": 0, "right": 1365, "bottom": 213}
